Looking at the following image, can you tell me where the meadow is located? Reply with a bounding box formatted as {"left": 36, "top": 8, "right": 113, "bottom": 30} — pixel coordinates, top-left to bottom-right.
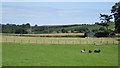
{"left": 2, "top": 43, "right": 118, "bottom": 66}
{"left": 1, "top": 35, "right": 119, "bottom": 66}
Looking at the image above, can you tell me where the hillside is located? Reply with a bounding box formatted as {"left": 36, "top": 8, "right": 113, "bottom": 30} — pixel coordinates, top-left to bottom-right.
{"left": 32, "top": 22, "right": 115, "bottom": 34}
{"left": 1, "top": 22, "right": 115, "bottom": 37}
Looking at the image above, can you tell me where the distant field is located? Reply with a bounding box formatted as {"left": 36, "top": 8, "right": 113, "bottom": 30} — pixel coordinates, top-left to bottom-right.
{"left": 9, "top": 33, "right": 85, "bottom": 37}
{"left": 2, "top": 43, "right": 118, "bottom": 66}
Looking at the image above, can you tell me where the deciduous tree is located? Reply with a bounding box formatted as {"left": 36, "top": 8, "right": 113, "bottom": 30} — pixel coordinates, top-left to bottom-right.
{"left": 111, "top": 1, "right": 120, "bottom": 33}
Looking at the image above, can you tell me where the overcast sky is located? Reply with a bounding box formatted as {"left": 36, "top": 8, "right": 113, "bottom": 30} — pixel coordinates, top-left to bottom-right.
{"left": 2, "top": 2, "right": 116, "bottom": 26}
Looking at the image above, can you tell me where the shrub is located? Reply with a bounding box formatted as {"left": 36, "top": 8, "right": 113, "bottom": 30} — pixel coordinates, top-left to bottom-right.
{"left": 94, "top": 32, "right": 109, "bottom": 37}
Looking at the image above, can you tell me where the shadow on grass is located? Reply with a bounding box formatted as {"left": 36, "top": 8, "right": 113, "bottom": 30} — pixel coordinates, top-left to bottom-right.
{"left": 117, "top": 39, "right": 120, "bottom": 44}
{"left": 117, "top": 39, "right": 120, "bottom": 68}
{"left": 1, "top": 66, "right": 119, "bottom": 68}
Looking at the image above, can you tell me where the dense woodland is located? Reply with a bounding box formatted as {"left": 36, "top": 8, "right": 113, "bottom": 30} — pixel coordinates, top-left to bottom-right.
{"left": 1, "top": 2, "right": 120, "bottom": 37}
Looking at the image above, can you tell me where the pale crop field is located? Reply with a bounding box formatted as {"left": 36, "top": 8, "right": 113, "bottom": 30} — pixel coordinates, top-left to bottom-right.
{"left": 2, "top": 36, "right": 120, "bottom": 45}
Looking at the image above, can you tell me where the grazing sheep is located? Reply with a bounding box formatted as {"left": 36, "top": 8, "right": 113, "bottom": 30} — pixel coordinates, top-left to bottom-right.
{"left": 94, "top": 49, "right": 101, "bottom": 53}
{"left": 81, "top": 49, "right": 85, "bottom": 53}
{"left": 88, "top": 50, "right": 92, "bottom": 53}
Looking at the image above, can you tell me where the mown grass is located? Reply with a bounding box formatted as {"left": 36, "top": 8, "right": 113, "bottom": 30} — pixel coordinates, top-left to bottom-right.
{"left": 0, "top": 43, "right": 2, "bottom": 67}
{"left": 2, "top": 43, "right": 118, "bottom": 66}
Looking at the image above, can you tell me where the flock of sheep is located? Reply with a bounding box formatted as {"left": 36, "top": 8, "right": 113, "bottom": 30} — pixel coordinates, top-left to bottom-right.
{"left": 81, "top": 49, "right": 101, "bottom": 53}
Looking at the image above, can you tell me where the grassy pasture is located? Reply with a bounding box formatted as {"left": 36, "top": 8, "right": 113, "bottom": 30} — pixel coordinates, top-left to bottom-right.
{"left": 2, "top": 43, "right": 118, "bottom": 66}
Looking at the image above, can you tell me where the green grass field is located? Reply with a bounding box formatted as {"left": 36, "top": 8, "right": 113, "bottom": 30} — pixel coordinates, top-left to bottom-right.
{"left": 2, "top": 43, "right": 118, "bottom": 66}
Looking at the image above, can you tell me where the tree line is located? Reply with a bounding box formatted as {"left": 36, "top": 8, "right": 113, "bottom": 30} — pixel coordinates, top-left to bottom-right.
{"left": 1, "top": 23, "right": 91, "bottom": 34}
{"left": 1, "top": 23, "right": 31, "bottom": 34}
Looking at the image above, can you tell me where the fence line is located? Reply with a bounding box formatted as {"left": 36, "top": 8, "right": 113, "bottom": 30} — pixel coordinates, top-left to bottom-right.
{"left": 2, "top": 37, "right": 119, "bottom": 45}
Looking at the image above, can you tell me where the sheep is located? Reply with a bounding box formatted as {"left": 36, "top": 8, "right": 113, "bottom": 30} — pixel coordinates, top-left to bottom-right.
{"left": 94, "top": 49, "right": 101, "bottom": 53}
{"left": 81, "top": 49, "right": 85, "bottom": 53}
{"left": 88, "top": 50, "right": 92, "bottom": 53}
